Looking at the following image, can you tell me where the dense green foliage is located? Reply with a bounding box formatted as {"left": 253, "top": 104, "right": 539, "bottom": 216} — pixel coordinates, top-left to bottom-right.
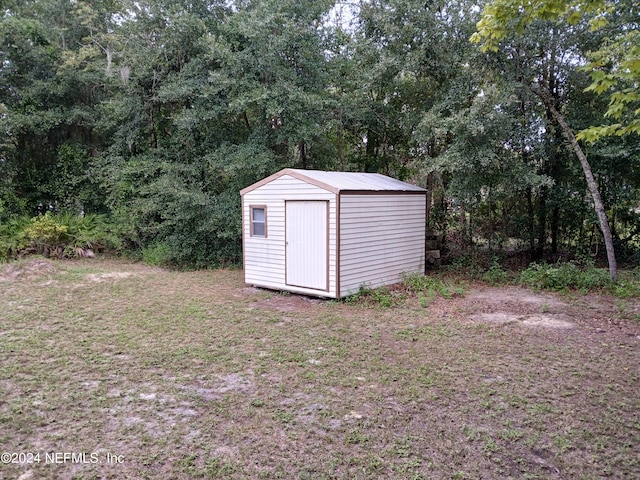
{"left": 0, "top": 212, "right": 119, "bottom": 260}
{"left": 472, "top": 0, "right": 640, "bottom": 141}
{"left": 1, "top": 0, "right": 638, "bottom": 267}
{"left": 520, "top": 261, "right": 612, "bottom": 291}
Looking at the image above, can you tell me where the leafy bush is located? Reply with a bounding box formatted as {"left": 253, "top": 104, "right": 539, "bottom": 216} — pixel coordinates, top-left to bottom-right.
{"left": 22, "top": 212, "right": 69, "bottom": 257}
{"left": 482, "top": 257, "right": 509, "bottom": 284}
{"left": 0, "top": 216, "right": 31, "bottom": 261}
{"left": 402, "top": 272, "right": 466, "bottom": 299}
{"left": 607, "top": 269, "right": 640, "bottom": 298}
{"left": 0, "top": 212, "right": 121, "bottom": 260}
{"left": 446, "top": 249, "right": 485, "bottom": 275}
{"left": 142, "top": 242, "right": 172, "bottom": 266}
{"left": 100, "top": 143, "right": 278, "bottom": 268}
{"left": 520, "top": 262, "right": 611, "bottom": 291}
{"left": 56, "top": 212, "right": 121, "bottom": 255}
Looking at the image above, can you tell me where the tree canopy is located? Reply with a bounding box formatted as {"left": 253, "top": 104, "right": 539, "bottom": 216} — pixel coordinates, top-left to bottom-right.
{"left": 1, "top": 0, "right": 639, "bottom": 268}
{"left": 472, "top": 0, "right": 640, "bottom": 141}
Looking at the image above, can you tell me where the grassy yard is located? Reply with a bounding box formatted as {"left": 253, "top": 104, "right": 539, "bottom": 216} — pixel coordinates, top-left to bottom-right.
{"left": 0, "top": 259, "right": 639, "bottom": 479}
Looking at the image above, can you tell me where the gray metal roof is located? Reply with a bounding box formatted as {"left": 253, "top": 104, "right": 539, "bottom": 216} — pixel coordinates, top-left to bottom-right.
{"left": 240, "top": 168, "right": 427, "bottom": 195}
{"left": 284, "top": 169, "right": 426, "bottom": 192}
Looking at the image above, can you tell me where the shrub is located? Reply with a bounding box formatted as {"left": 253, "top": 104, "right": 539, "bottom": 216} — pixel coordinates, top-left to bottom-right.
{"left": 0, "top": 216, "right": 31, "bottom": 261}
{"left": 0, "top": 212, "right": 121, "bottom": 260}
{"left": 520, "top": 261, "right": 611, "bottom": 291}
{"left": 344, "top": 284, "right": 405, "bottom": 308}
{"left": 57, "top": 212, "right": 121, "bottom": 255}
{"left": 22, "top": 212, "right": 69, "bottom": 257}
{"left": 482, "top": 257, "right": 509, "bottom": 284}
{"left": 142, "top": 242, "right": 171, "bottom": 266}
{"left": 606, "top": 269, "right": 640, "bottom": 298}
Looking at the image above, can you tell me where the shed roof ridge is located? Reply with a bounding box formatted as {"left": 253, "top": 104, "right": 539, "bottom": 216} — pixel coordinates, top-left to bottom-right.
{"left": 240, "top": 168, "right": 427, "bottom": 195}
{"left": 282, "top": 168, "right": 426, "bottom": 192}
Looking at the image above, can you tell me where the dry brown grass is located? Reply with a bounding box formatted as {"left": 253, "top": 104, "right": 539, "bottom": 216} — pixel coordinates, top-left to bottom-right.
{"left": 0, "top": 258, "right": 639, "bottom": 479}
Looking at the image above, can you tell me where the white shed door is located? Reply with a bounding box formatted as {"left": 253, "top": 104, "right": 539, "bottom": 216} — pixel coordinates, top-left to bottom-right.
{"left": 285, "top": 201, "right": 328, "bottom": 291}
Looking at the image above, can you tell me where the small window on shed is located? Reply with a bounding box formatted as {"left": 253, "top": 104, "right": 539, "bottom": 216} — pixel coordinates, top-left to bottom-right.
{"left": 250, "top": 206, "right": 267, "bottom": 237}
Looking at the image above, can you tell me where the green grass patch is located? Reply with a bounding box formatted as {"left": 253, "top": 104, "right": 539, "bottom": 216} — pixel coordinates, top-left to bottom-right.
{"left": 402, "top": 272, "right": 467, "bottom": 299}
{"left": 0, "top": 259, "right": 638, "bottom": 479}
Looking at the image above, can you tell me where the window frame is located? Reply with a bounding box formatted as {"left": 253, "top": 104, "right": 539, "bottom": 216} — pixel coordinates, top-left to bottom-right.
{"left": 249, "top": 205, "right": 267, "bottom": 238}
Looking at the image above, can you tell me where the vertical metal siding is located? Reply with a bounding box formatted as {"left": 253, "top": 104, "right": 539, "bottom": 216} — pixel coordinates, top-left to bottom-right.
{"left": 339, "top": 194, "right": 426, "bottom": 296}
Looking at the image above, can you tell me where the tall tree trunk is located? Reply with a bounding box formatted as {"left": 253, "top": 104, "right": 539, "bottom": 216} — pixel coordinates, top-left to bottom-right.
{"left": 467, "top": 206, "right": 473, "bottom": 246}
{"left": 533, "top": 85, "right": 618, "bottom": 280}
{"left": 459, "top": 204, "right": 466, "bottom": 242}
{"left": 298, "top": 141, "right": 307, "bottom": 168}
{"left": 526, "top": 188, "right": 536, "bottom": 258}
{"left": 365, "top": 128, "right": 378, "bottom": 172}
{"left": 488, "top": 193, "right": 494, "bottom": 251}
{"left": 105, "top": 44, "right": 113, "bottom": 77}
{"left": 550, "top": 205, "right": 560, "bottom": 255}
{"left": 337, "top": 108, "right": 344, "bottom": 170}
{"left": 440, "top": 188, "right": 449, "bottom": 249}
{"left": 426, "top": 172, "right": 435, "bottom": 232}
{"left": 537, "top": 186, "right": 547, "bottom": 259}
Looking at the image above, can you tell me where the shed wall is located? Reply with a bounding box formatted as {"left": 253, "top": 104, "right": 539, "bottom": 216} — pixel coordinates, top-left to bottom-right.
{"left": 339, "top": 194, "right": 426, "bottom": 296}
{"left": 243, "top": 175, "right": 337, "bottom": 297}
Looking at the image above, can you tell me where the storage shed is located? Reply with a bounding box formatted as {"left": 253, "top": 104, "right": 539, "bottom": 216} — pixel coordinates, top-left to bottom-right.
{"left": 240, "top": 168, "right": 427, "bottom": 298}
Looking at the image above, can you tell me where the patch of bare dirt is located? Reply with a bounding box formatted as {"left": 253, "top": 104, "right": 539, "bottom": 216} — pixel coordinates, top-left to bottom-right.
{"left": 0, "top": 258, "right": 57, "bottom": 282}
{"left": 249, "top": 292, "right": 323, "bottom": 312}
{"left": 460, "top": 285, "right": 640, "bottom": 336}
{"left": 466, "top": 286, "right": 567, "bottom": 311}
{"left": 521, "top": 314, "right": 575, "bottom": 328}
{"left": 86, "top": 272, "right": 135, "bottom": 282}
{"left": 470, "top": 312, "right": 574, "bottom": 329}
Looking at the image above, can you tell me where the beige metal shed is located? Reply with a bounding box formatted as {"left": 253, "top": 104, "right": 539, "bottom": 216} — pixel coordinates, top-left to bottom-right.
{"left": 240, "top": 168, "right": 427, "bottom": 298}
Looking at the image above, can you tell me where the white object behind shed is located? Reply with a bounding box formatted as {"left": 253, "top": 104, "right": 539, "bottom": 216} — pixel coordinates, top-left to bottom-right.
{"left": 240, "top": 168, "right": 427, "bottom": 298}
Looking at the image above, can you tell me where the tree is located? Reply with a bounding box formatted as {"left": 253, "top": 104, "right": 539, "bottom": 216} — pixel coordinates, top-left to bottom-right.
{"left": 0, "top": 0, "right": 109, "bottom": 214}
{"left": 470, "top": 0, "right": 639, "bottom": 280}
{"left": 89, "top": 0, "right": 340, "bottom": 265}
{"left": 209, "top": 0, "right": 336, "bottom": 168}
{"left": 1, "top": 0, "right": 637, "bottom": 268}
{"left": 349, "top": 0, "right": 450, "bottom": 176}
{"left": 471, "top": 0, "right": 639, "bottom": 141}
